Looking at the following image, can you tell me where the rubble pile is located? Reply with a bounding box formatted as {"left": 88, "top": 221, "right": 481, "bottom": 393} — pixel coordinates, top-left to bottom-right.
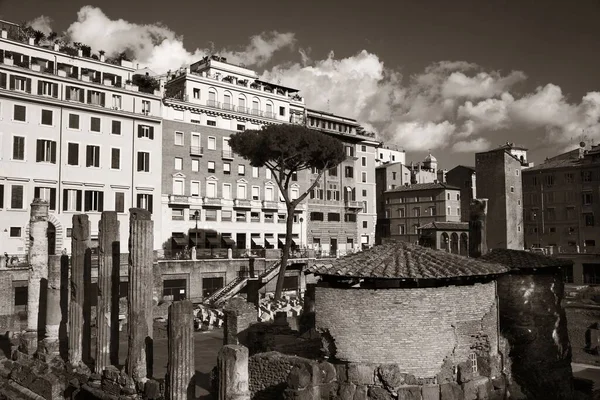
{"left": 194, "top": 304, "right": 225, "bottom": 331}
{"left": 257, "top": 293, "right": 304, "bottom": 323}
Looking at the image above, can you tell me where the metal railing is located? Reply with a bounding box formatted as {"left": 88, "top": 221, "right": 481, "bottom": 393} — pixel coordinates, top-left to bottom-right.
{"left": 222, "top": 150, "right": 234, "bottom": 159}
{"left": 190, "top": 146, "right": 203, "bottom": 156}
{"left": 160, "top": 247, "right": 266, "bottom": 260}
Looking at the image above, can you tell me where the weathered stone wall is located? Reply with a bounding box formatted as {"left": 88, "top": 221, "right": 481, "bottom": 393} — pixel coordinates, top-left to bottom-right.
{"left": 248, "top": 352, "right": 309, "bottom": 400}
{"left": 315, "top": 281, "right": 499, "bottom": 378}
{"left": 497, "top": 269, "right": 574, "bottom": 399}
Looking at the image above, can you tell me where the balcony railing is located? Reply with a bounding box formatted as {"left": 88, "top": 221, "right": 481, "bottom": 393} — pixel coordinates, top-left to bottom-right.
{"left": 234, "top": 199, "right": 252, "bottom": 208}
{"left": 250, "top": 109, "right": 263, "bottom": 117}
{"left": 222, "top": 150, "right": 234, "bottom": 160}
{"left": 202, "top": 197, "right": 222, "bottom": 206}
{"left": 222, "top": 103, "right": 234, "bottom": 111}
{"left": 264, "top": 111, "right": 277, "bottom": 119}
{"left": 169, "top": 195, "right": 190, "bottom": 204}
{"left": 345, "top": 200, "right": 363, "bottom": 209}
{"left": 237, "top": 107, "right": 250, "bottom": 114}
{"left": 190, "top": 146, "right": 203, "bottom": 156}
{"left": 262, "top": 200, "right": 278, "bottom": 209}
{"left": 207, "top": 99, "right": 220, "bottom": 108}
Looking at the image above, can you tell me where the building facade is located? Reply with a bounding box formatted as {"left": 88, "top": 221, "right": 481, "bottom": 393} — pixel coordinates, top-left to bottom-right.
{"left": 446, "top": 165, "right": 476, "bottom": 222}
{"left": 160, "top": 56, "right": 307, "bottom": 252}
{"left": 418, "top": 221, "right": 469, "bottom": 254}
{"left": 375, "top": 144, "right": 406, "bottom": 166}
{"left": 0, "top": 23, "right": 163, "bottom": 255}
{"left": 522, "top": 144, "right": 600, "bottom": 253}
{"left": 475, "top": 143, "right": 525, "bottom": 250}
{"left": 377, "top": 182, "right": 462, "bottom": 244}
{"left": 306, "top": 109, "right": 379, "bottom": 253}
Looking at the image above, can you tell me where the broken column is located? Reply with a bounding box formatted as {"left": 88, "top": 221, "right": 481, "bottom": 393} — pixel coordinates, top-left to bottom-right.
{"left": 21, "top": 199, "right": 49, "bottom": 354}
{"left": 42, "top": 255, "right": 62, "bottom": 355}
{"left": 126, "top": 208, "right": 154, "bottom": 382}
{"left": 469, "top": 198, "right": 488, "bottom": 258}
{"left": 218, "top": 345, "right": 250, "bottom": 400}
{"left": 0, "top": 274, "right": 15, "bottom": 333}
{"left": 166, "top": 300, "right": 194, "bottom": 400}
{"left": 95, "top": 211, "right": 120, "bottom": 373}
{"left": 69, "top": 214, "right": 91, "bottom": 367}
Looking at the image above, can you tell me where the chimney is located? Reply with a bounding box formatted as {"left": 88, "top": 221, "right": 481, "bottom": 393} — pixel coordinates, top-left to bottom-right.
{"left": 469, "top": 198, "right": 488, "bottom": 258}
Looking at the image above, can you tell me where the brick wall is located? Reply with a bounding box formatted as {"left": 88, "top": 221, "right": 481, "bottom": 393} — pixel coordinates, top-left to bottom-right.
{"left": 315, "top": 281, "right": 499, "bottom": 378}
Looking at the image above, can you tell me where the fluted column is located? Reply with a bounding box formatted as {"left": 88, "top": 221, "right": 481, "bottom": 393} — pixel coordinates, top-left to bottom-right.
{"left": 126, "top": 208, "right": 154, "bottom": 382}
{"left": 218, "top": 345, "right": 250, "bottom": 400}
{"left": 95, "top": 211, "right": 120, "bottom": 372}
{"left": 22, "top": 199, "right": 49, "bottom": 354}
{"left": 69, "top": 214, "right": 90, "bottom": 367}
{"left": 167, "top": 300, "right": 194, "bottom": 400}
{"left": 42, "top": 255, "right": 61, "bottom": 355}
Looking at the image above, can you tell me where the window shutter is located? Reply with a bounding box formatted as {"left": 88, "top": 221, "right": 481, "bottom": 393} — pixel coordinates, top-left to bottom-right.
{"left": 149, "top": 126, "right": 154, "bottom": 140}
{"left": 50, "top": 188, "right": 56, "bottom": 210}
{"left": 52, "top": 83, "right": 58, "bottom": 98}
{"left": 144, "top": 154, "right": 150, "bottom": 172}
{"left": 36, "top": 140, "right": 43, "bottom": 162}
{"left": 26, "top": 78, "right": 31, "bottom": 93}
{"left": 50, "top": 141, "right": 57, "bottom": 164}
{"left": 137, "top": 153, "right": 143, "bottom": 171}
{"left": 136, "top": 194, "right": 142, "bottom": 208}
{"left": 84, "top": 191, "right": 91, "bottom": 211}
{"left": 62, "top": 189, "right": 68, "bottom": 211}
{"left": 76, "top": 190, "right": 82, "bottom": 211}
{"left": 98, "top": 192, "right": 104, "bottom": 212}
{"left": 137, "top": 125, "right": 143, "bottom": 138}
{"left": 79, "top": 89, "right": 84, "bottom": 103}
{"left": 100, "top": 93, "right": 106, "bottom": 107}
{"left": 86, "top": 146, "right": 92, "bottom": 167}
{"left": 115, "top": 193, "right": 124, "bottom": 213}
{"left": 34, "top": 187, "right": 40, "bottom": 199}
{"left": 147, "top": 195, "right": 153, "bottom": 214}
{"left": 87, "top": 91, "right": 91, "bottom": 104}
{"left": 0, "top": 73, "right": 6, "bottom": 89}
{"left": 11, "top": 185, "right": 23, "bottom": 209}
{"left": 9, "top": 76, "right": 15, "bottom": 90}
{"left": 94, "top": 147, "right": 99, "bottom": 167}
{"left": 37, "top": 80, "right": 43, "bottom": 95}
{"left": 0, "top": 185, "right": 3, "bottom": 209}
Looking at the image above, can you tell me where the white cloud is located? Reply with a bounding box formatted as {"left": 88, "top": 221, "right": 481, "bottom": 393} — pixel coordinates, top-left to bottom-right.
{"left": 457, "top": 93, "right": 514, "bottom": 132}
{"left": 452, "top": 138, "right": 492, "bottom": 153}
{"left": 27, "top": 16, "right": 53, "bottom": 35}
{"left": 388, "top": 121, "right": 456, "bottom": 152}
{"left": 441, "top": 71, "right": 526, "bottom": 99}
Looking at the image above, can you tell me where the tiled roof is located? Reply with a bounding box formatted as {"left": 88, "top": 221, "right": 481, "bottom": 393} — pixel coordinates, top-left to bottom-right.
{"left": 420, "top": 221, "right": 469, "bottom": 231}
{"left": 385, "top": 182, "right": 460, "bottom": 193}
{"left": 479, "top": 249, "right": 573, "bottom": 270}
{"left": 309, "top": 241, "right": 509, "bottom": 280}
{"left": 524, "top": 157, "right": 582, "bottom": 172}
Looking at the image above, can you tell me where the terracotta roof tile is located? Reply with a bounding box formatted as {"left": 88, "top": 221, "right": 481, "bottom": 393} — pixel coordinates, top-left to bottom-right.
{"left": 309, "top": 241, "right": 509, "bottom": 279}
{"left": 479, "top": 249, "right": 573, "bottom": 270}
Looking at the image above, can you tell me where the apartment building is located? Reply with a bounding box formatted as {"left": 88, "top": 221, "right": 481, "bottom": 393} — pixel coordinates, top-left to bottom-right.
{"left": 375, "top": 144, "right": 406, "bottom": 166}
{"left": 0, "top": 22, "right": 163, "bottom": 255}
{"left": 475, "top": 143, "right": 526, "bottom": 250}
{"left": 376, "top": 182, "right": 462, "bottom": 244}
{"left": 522, "top": 144, "right": 600, "bottom": 252}
{"left": 160, "top": 56, "right": 308, "bottom": 251}
{"left": 446, "top": 165, "right": 476, "bottom": 222}
{"left": 306, "top": 109, "right": 379, "bottom": 252}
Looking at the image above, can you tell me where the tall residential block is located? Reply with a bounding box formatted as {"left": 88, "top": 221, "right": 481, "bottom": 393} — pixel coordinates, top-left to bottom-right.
{"left": 475, "top": 143, "right": 526, "bottom": 250}
{"left": 0, "top": 21, "right": 163, "bottom": 255}
{"left": 446, "top": 165, "right": 476, "bottom": 222}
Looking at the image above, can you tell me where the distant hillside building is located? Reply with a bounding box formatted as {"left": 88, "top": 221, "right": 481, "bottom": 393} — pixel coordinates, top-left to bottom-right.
{"left": 376, "top": 182, "right": 461, "bottom": 244}
{"left": 446, "top": 165, "right": 476, "bottom": 222}
{"left": 475, "top": 143, "right": 527, "bottom": 250}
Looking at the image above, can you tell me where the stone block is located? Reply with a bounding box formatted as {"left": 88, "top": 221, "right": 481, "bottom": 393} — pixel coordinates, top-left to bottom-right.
{"left": 422, "top": 384, "right": 440, "bottom": 400}
{"left": 457, "top": 362, "right": 474, "bottom": 384}
{"left": 462, "top": 377, "right": 489, "bottom": 400}
{"left": 318, "top": 361, "right": 336, "bottom": 384}
{"left": 354, "top": 385, "right": 368, "bottom": 400}
{"left": 378, "top": 364, "right": 402, "bottom": 389}
{"left": 347, "top": 363, "right": 376, "bottom": 385}
{"left": 396, "top": 386, "right": 421, "bottom": 400}
{"left": 338, "top": 382, "right": 356, "bottom": 399}
{"left": 144, "top": 379, "right": 161, "bottom": 399}
{"left": 440, "top": 382, "right": 463, "bottom": 400}
{"left": 288, "top": 363, "right": 313, "bottom": 390}
{"left": 368, "top": 386, "right": 395, "bottom": 400}
{"left": 319, "top": 381, "right": 338, "bottom": 399}
{"left": 283, "top": 387, "right": 316, "bottom": 400}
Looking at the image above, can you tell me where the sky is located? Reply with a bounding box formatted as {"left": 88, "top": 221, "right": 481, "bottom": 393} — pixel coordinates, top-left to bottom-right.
{"left": 2, "top": 0, "right": 600, "bottom": 168}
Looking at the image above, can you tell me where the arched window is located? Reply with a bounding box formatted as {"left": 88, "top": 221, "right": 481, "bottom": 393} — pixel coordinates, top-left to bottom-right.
{"left": 238, "top": 95, "right": 247, "bottom": 112}
{"left": 451, "top": 232, "right": 459, "bottom": 254}
{"left": 441, "top": 232, "right": 450, "bottom": 252}
{"left": 251, "top": 97, "right": 260, "bottom": 115}
{"left": 460, "top": 233, "right": 468, "bottom": 256}
{"left": 208, "top": 88, "right": 218, "bottom": 107}
{"left": 223, "top": 91, "right": 232, "bottom": 110}
{"left": 266, "top": 101, "right": 274, "bottom": 117}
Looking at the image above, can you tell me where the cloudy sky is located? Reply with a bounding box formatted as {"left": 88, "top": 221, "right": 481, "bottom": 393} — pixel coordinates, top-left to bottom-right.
{"left": 2, "top": 0, "right": 600, "bottom": 168}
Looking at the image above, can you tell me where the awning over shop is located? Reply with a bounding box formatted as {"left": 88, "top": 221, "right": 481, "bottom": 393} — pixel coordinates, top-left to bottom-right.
{"left": 206, "top": 237, "right": 220, "bottom": 247}
{"left": 290, "top": 239, "right": 297, "bottom": 247}
{"left": 278, "top": 238, "right": 286, "bottom": 246}
{"left": 265, "top": 237, "right": 276, "bottom": 247}
{"left": 172, "top": 236, "right": 187, "bottom": 246}
{"left": 251, "top": 238, "right": 264, "bottom": 249}
{"left": 222, "top": 237, "right": 236, "bottom": 247}
{"left": 189, "top": 236, "right": 201, "bottom": 245}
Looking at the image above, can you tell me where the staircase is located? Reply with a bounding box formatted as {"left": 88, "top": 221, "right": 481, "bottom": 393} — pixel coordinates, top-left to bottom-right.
{"left": 259, "top": 261, "right": 281, "bottom": 284}
{"left": 203, "top": 276, "right": 247, "bottom": 306}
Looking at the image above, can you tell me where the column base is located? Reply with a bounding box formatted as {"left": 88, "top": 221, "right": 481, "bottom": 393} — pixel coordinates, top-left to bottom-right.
{"left": 18, "top": 331, "right": 38, "bottom": 355}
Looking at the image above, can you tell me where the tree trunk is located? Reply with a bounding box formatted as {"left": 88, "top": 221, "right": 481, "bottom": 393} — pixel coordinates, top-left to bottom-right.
{"left": 274, "top": 205, "right": 296, "bottom": 301}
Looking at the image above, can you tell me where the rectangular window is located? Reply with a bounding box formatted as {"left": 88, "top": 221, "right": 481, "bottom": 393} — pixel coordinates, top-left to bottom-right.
{"left": 175, "top": 157, "right": 183, "bottom": 170}
{"left": 223, "top": 163, "right": 231, "bottom": 174}
{"left": 141, "top": 100, "right": 150, "bottom": 114}
{"left": 222, "top": 184, "right": 232, "bottom": 200}
{"left": 87, "top": 90, "right": 106, "bottom": 106}
{"left": 111, "top": 148, "right": 120, "bottom": 169}
{"left": 345, "top": 166, "right": 354, "bottom": 178}
{"left": 111, "top": 120, "right": 121, "bottom": 135}
{"left": 361, "top": 145, "right": 367, "bottom": 152}
{"left": 344, "top": 213, "right": 357, "bottom": 222}
{"left": 136, "top": 193, "right": 153, "bottom": 213}
{"left": 34, "top": 187, "right": 57, "bottom": 210}
{"left": 207, "top": 137, "right": 216, "bottom": 150}
{"left": 86, "top": 145, "right": 100, "bottom": 167}
{"left": 36, "top": 139, "right": 57, "bottom": 163}
{"left": 252, "top": 186, "right": 260, "bottom": 200}
{"left": 90, "top": 117, "right": 101, "bottom": 132}
{"left": 41, "top": 109, "right": 53, "bottom": 126}
{"left": 582, "top": 171, "right": 593, "bottom": 182}
{"left": 265, "top": 186, "right": 274, "bottom": 201}
{"left": 0, "top": 185, "right": 3, "bottom": 209}
{"left": 191, "top": 181, "right": 200, "bottom": 197}
{"left": 238, "top": 165, "right": 245, "bottom": 175}
{"left": 205, "top": 209, "right": 217, "bottom": 221}
{"left": 237, "top": 124, "right": 245, "bottom": 131}
{"left": 69, "top": 113, "right": 80, "bottom": 129}
{"left": 13, "top": 105, "right": 26, "bottom": 122}
{"left": 221, "top": 210, "right": 232, "bottom": 221}
{"left": 237, "top": 185, "right": 247, "bottom": 199}
{"left": 192, "top": 159, "right": 199, "bottom": 172}
{"left": 137, "top": 152, "right": 150, "bottom": 172}
{"left": 68, "top": 143, "right": 79, "bottom": 166}
{"left": 279, "top": 106, "right": 285, "bottom": 116}
{"left": 11, "top": 76, "right": 30, "bottom": 93}
{"left": 63, "top": 189, "right": 82, "bottom": 211}
{"left": 174, "top": 131, "right": 184, "bottom": 146}
{"left": 310, "top": 212, "right": 324, "bottom": 221}
{"left": 207, "top": 120, "right": 216, "bottom": 126}
{"left": 362, "top": 157, "right": 367, "bottom": 167}
{"left": 361, "top": 171, "right": 367, "bottom": 183}
{"left": 583, "top": 192, "right": 593, "bottom": 205}
{"left": 137, "top": 125, "right": 154, "bottom": 139}
{"left": 585, "top": 213, "right": 595, "bottom": 227}
{"left": 206, "top": 182, "right": 217, "bottom": 198}
{"left": 329, "top": 166, "right": 338, "bottom": 177}
{"left": 266, "top": 169, "right": 272, "bottom": 179}
{"left": 363, "top": 221, "right": 368, "bottom": 228}
{"left": 67, "top": 86, "right": 84, "bottom": 103}
{"left": 328, "top": 213, "right": 340, "bottom": 222}
{"left": 208, "top": 161, "right": 215, "bottom": 173}
{"left": 9, "top": 227, "right": 21, "bottom": 237}
{"left": 10, "top": 185, "right": 24, "bottom": 209}
{"left": 193, "top": 88, "right": 200, "bottom": 99}
{"left": 115, "top": 192, "right": 125, "bottom": 213}
{"left": 112, "top": 94, "right": 122, "bottom": 110}
{"left": 252, "top": 167, "right": 259, "bottom": 178}
{"left": 173, "top": 179, "right": 184, "bottom": 195}
{"left": 12, "top": 136, "right": 25, "bottom": 160}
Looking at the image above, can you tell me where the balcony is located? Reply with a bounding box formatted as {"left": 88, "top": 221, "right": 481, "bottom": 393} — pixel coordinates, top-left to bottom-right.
{"left": 234, "top": 199, "right": 252, "bottom": 208}
{"left": 202, "top": 197, "right": 222, "bottom": 206}
{"left": 264, "top": 111, "right": 277, "bottom": 119}
{"left": 222, "top": 150, "right": 234, "bottom": 160}
{"left": 169, "top": 195, "right": 190, "bottom": 205}
{"left": 262, "top": 200, "right": 278, "bottom": 210}
{"left": 345, "top": 200, "right": 363, "bottom": 209}
{"left": 207, "top": 100, "right": 220, "bottom": 109}
{"left": 222, "top": 103, "right": 234, "bottom": 111}
{"left": 237, "top": 107, "right": 250, "bottom": 114}
{"left": 190, "top": 146, "right": 203, "bottom": 156}
{"left": 250, "top": 109, "right": 263, "bottom": 117}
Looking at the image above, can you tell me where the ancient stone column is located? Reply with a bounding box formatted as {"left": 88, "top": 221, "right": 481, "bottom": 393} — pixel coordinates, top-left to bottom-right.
{"left": 166, "top": 300, "right": 194, "bottom": 400}
{"left": 69, "top": 214, "right": 91, "bottom": 367}
{"left": 126, "top": 208, "right": 154, "bottom": 382}
{"left": 0, "top": 274, "right": 15, "bottom": 333}
{"left": 95, "top": 211, "right": 120, "bottom": 373}
{"left": 469, "top": 198, "right": 488, "bottom": 258}
{"left": 42, "top": 255, "right": 62, "bottom": 355}
{"left": 218, "top": 345, "right": 250, "bottom": 400}
{"left": 22, "top": 199, "right": 49, "bottom": 354}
